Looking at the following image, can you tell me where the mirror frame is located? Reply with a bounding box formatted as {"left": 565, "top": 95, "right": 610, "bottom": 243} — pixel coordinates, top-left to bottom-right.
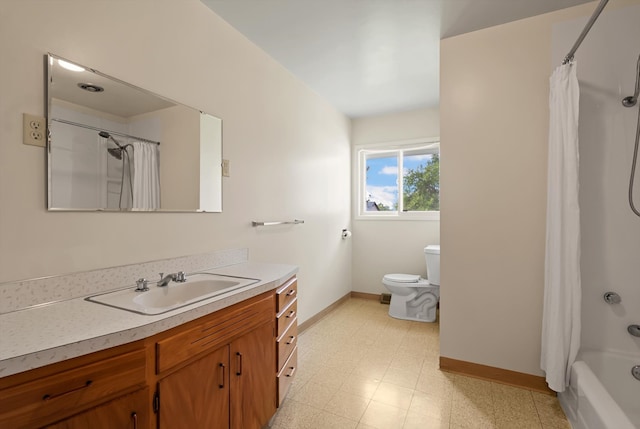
{"left": 46, "top": 53, "right": 222, "bottom": 213}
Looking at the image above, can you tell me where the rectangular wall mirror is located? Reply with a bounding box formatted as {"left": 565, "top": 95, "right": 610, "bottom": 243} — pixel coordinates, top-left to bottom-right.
{"left": 47, "top": 53, "right": 222, "bottom": 212}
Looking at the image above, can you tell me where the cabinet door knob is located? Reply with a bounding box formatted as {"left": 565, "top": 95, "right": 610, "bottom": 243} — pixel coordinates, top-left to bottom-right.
{"left": 286, "top": 310, "right": 296, "bottom": 319}
{"left": 131, "top": 412, "right": 138, "bottom": 429}
{"left": 286, "top": 335, "right": 296, "bottom": 345}
{"left": 286, "top": 289, "right": 296, "bottom": 296}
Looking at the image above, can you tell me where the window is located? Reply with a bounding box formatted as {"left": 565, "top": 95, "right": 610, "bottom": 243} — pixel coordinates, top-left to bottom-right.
{"left": 356, "top": 141, "right": 439, "bottom": 219}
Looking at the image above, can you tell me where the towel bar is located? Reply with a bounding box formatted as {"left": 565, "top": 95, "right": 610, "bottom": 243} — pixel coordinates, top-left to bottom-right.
{"left": 251, "top": 219, "right": 305, "bottom": 227}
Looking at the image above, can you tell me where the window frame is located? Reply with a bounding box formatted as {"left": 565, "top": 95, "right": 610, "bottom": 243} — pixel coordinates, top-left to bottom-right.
{"left": 354, "top": 138, "right": 440, "bottom": 221}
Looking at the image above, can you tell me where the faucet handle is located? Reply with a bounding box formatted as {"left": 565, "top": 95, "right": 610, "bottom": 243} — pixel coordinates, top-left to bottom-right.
{"left": 135, "top": 278, "right": 149, "bottom": 292}
{"left": 158, "top": 273, "right": 164, "bottom": 280}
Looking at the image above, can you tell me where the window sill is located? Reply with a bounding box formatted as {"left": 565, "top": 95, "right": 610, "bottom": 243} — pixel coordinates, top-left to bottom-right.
{"left": 355, "top": 212, "right": 440, "bottom": 221}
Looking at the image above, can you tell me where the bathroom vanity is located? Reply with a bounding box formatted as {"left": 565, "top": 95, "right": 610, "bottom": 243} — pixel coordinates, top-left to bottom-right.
{"left": 0, "top": 256, "right": 298, "bottom": 429}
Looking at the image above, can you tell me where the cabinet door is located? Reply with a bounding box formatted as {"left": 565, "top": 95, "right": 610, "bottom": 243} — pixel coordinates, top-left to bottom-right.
{"left": 158, "top": 345, "right": 229, "bottom": 429}
{"left": 230, "top": 321, "right": 276, "bottom": 429}
{"left": 45, "top": 387, "right": 149, "bottom": 429}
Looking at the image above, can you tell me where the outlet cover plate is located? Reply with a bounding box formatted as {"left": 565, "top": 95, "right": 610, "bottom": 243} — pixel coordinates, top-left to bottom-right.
{"left": 23, "top": 113, "right": 46, "bottom": 147}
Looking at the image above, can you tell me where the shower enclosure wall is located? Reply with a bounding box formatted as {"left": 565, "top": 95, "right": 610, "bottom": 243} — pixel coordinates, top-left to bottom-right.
{"left": 552, "top": 4, "right": 640, "bottom": 428}
{"left": 49, "top": 100, "right": 158, "bottom": 210}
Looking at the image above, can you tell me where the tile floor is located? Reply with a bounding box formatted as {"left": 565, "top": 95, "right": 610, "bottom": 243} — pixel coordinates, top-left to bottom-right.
{"left": 271, "top": 298, "right": 570, "bottom": 429}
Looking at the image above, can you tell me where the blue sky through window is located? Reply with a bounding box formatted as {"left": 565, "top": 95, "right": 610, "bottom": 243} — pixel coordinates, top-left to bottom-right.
{"left": 365, "top": 153, "right": 433, "bottom": 210}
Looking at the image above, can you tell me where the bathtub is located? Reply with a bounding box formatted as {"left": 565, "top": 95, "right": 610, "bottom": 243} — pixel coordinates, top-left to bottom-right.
{"left": 559, "top": 349, "right": 639, "bottom": 429}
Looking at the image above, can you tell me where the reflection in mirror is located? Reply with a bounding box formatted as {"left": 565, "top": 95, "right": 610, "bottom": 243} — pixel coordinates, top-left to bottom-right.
{"left": 47, "top": 53, "right": 222, "bottom": 212}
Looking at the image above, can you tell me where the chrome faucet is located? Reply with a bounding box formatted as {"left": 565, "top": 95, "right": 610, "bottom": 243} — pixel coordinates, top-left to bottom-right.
{"left": 157, "top": 271, "right": 187, "bottom": 287}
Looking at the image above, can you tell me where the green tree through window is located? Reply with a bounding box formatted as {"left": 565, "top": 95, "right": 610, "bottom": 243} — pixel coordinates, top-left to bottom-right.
{"left": 403, "top": 154, "right": 439, "bottom": 211}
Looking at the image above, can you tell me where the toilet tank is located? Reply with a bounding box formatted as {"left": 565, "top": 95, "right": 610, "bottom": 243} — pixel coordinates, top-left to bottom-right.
{"left": 424, "top": 245, "right": 440, "bottom": 286}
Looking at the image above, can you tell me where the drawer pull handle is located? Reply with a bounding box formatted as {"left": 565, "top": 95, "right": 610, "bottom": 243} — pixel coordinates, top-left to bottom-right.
{"left": 286, "top": 335, "right": 296, "bottom": 345}
{"left": 286, "top": 289, "right": 296, "bottom": 296}
{"left": 286, "top": 310, "right": 296, "bottom": 319}
{"left": 42, "top": 380, "right": 93, "bottom": 401}
{"left": 218, "top": 363, "right": 225, "bottom": 388}
{"left": 131, "top": 412, "right": 138, "bottom": 429}
{"left": 236, "top": 352, "right": 243, "bottom": 376}
{"left": 286, "top": 366, "right": 296, "bottom": 377}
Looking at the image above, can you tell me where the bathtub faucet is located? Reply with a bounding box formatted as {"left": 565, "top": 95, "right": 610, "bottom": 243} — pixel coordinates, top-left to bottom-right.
{"left": 603, "top": 291, "right": 621, "bottom": 304}
{"left": 627, "top": 324, "right": 640, "bottom": 338}
{"left": 157, "top": 271, "right": 186, "bottom": 287}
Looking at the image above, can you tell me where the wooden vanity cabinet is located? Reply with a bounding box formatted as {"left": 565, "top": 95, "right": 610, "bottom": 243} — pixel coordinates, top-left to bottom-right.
{"left": 45, "top": 387, "right": 150, "bottom": 429}
{"left": 0, "top": 281, "right": 290, "bottom": 429}
{"left": 158, "top": 346, "right": 230, "bottom": 429}
{"left": 0, "top": 343, "right": 147, "bottom": 429}
{"left": 229, "top": 321, "right": 276, "bottom": 429}
{"left": 154, "top": 290, "right": 277, "bottom": 429}
{"left": 275, "top": 276, "right": 298, "bottom": 406}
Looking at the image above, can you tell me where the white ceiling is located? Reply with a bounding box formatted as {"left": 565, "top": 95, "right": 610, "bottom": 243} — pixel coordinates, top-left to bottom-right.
{"left": 201, "top": 0, "right": 594, "bottom": 118}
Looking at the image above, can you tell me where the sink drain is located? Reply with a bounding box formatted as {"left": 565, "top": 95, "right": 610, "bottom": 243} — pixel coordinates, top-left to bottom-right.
{"left": 632, "top": 365, "right": 640, "bottom": 381}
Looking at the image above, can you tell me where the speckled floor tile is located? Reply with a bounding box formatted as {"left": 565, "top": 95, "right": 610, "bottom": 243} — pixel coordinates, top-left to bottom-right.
{"left": 270, "top": 298, "right": 569, "bottom": 429}
{"left": 372, "top": 381, "right": 415, "bottom": 410}
{"left": 290, "top": 381, "right": 339, "bottom": 408}
{"left": 324, "top": 390, "right": 371, "bottom": 421}
{"left": 360, "top": 400, "right": 408, "bottom": 429}
{"left": 404, "top": 410, "right": 450, "bottom": 429}
{"left": 307, "top": 411, "right": 359, "bottom": 429}
{"left": 382, "top": 366, "right": 420, "bottom": 389}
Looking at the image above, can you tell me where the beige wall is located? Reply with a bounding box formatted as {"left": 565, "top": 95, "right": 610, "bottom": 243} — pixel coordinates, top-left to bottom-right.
{"left": 0, "top": 0, "right": 352, "bottom": 325}
{"left": 351, "top": 108, "right": 440, "bottom": 294}
{"left": 147, "top": 105, "right": 201, "bottom": 210}
{"left": 440, "top": 0, "right": 640, "bottom": 376}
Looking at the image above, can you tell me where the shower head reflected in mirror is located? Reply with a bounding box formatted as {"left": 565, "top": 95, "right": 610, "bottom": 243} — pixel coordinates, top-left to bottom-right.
{"left": 99, "top": 131, "right": 126, "bottom": 159}
{"left": 107, "top": 147, "right": 123, "bottom": 160}
{"left": 622, "top": 55, "right": 640, "bottom": 108}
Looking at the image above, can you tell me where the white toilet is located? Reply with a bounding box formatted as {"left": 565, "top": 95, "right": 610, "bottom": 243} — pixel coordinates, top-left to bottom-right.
{"left": 382, "top": 245, "right": 440, "bottom": 322}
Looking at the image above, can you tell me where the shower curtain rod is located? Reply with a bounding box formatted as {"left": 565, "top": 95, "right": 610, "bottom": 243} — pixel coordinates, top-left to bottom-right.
{"left": 51, "top": 118, "right": 161, "bottom": 145}
{"left": 562, "top": 0, "right": 609, "bottom": 65}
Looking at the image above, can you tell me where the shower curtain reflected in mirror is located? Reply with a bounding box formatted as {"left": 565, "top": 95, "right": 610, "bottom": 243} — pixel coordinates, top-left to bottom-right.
{"left": 132, "top": 142, "right": 160, "bottom": 210}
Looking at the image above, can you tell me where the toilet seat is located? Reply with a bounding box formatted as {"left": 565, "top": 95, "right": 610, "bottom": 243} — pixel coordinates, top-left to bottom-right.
{"left": 382, "top": 274, "right": 439, "bottom": 300}
{"left": 384, "top": 273, "right": 422, "bottom": 283}
{"left": 383, "top": 274, "right": 430, "bottom": 288}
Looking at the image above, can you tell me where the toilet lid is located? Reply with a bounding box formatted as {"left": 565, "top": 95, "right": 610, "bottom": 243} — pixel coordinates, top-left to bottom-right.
{"left": 384, "top": 274, "right": 421, "bottom": 283}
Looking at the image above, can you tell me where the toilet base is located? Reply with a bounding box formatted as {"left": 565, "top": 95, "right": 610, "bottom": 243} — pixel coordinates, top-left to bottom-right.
{"left": 387, "top": 311, "right": 437, "bottom": 323}
{"left": 388, "top": 291, "right": 438, "bottom": 323}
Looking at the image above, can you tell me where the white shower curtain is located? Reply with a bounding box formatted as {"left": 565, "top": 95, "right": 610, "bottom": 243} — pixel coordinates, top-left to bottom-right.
{"left": 132, "top": 142, "right": 160, "bottom": 210}
{"left": 541, "top": 63, "right": 582, "bottom": 393}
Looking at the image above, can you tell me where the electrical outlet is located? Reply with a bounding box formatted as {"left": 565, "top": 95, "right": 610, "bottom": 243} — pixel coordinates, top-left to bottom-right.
{"left": 23, "top": 113, "right": 46, "bottom": 147}
{"left": 222, "top": 159, "right": 230, "bottom": 177}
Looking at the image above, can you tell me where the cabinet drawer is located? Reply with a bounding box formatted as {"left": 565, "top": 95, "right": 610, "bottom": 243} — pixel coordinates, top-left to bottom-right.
{"left": 277, "top": 320, "right": 297, "bottom": 370}
{"left": 276, "top": 299, "right": 297, "bottom": 339}
{"left": 277, "top": 347, "right": 297, "bottom": 407}
{"left": 156, "top": 293, "right": 274, "bottom": 374}
{"left": 0, "top": 349, "right": 146, "bottom": 429}
{"left": 276, "top": 277, "right": 297, "bottom": 313}
{"left": 45, "top": 387, "right": 150, "bottom": 429}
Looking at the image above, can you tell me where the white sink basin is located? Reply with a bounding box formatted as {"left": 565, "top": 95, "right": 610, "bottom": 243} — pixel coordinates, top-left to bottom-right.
{"left": 86, "top": 273, "right": 260, "bottom": 315}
